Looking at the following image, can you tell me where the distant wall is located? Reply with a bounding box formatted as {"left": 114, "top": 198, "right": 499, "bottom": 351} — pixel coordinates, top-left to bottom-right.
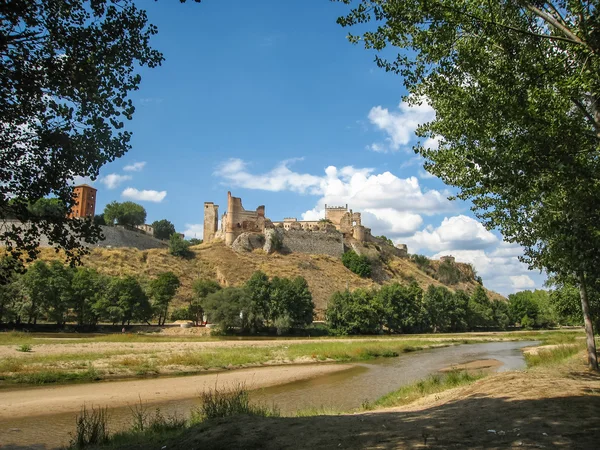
{"left": 0, "top": 220, "right": 167, "bottom": 251}
{"left": 279, "top": 229, "right": 344, "bottom": 257}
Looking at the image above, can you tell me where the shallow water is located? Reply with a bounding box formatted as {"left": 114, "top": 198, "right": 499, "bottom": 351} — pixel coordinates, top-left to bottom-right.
{"left": 0, "top": 340, "right": 537, "bottom": 449}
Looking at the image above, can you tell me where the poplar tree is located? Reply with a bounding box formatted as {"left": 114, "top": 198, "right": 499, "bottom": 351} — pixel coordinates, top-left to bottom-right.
{"left": 336, "top": 0, "right": 600, "bottom": 370}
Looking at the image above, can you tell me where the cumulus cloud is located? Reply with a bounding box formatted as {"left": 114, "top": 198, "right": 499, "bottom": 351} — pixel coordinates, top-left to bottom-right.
{"left": 215, "top": 158, "right": 455, "bottom": 239}
{"left": 406, "top": 215, "right": 498, "bottom": 253}
{"left": 101, "top": 173, "right": 132, "bottom": 189}
{"left": 70, "top": 176, "right": 94, "bottom": 186}
{"left": 215, "top": 158, "right": 322, "bottom": 194}
{"left": 123, "top": 161, "right": 146, "bottom": 172}
{"left": 510, "top": 275, "right": 536, "bottom": 290}
{"left": 183, "top": 223, "right": 203, "bottom": 240}
{"left": 367, "top": 100, "right": 436, "bottom": 153}
{"left": 121, "top": 187, "right": 166, "bottom": 203}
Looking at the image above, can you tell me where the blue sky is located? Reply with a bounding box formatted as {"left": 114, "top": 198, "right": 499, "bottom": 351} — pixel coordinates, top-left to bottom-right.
{"left": 79, "top": 0, "right": 545, "bottom": 295}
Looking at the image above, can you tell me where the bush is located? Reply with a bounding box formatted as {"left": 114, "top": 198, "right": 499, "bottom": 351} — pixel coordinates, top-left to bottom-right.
{"left": 341, "top": 250, "right": 372, "bottom": 277}
{"left": 192, "top": 382, "right": 279, "bottom": 421}
{"left": 17, "top": 343, "right": 32, "bottom": 352}
{"left": 169, "top": 233, "right": 192, "bottom": 258}
{"left": 70, "top": 405, "right": 110, "bottom": 449}
{"left": 435, "top": 260, "right": 461, "bottom": 285}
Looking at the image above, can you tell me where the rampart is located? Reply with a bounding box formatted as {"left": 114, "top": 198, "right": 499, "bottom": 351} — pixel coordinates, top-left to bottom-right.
{"left": 0, "top": 220, "right": 167, "bottom": 251}
{"left": 276, "top": 229, "right": 344, "bottom": 258}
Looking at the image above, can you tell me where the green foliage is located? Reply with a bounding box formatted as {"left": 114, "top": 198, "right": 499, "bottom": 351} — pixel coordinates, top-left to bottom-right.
{"left": 95, "top": 276, "right": 152, "bottom": 325}
{"left": 93, "top": 214, "right": 106, "bottom": 226}
{"left": 508, "top": 291, "right": 540, "bottom": 326}
{"left": 27, "top": 198, "right": 68, "bottom": 219}
{"left": 410, "top": 254, "right": 432, "bottom": 272}
{"left": 326, "top": 289, "right": 383, "bottom": 335}
{"left": 149, "top": 272, "right": 180, "bottom": 326}
{"left": 151, "top": 220, "right": 176, "bottom": 240}
{"left": 378, "top": 282, "right": 423, "bottom": 333}
{"left": 268, "top": 231, "right": 283, "bottom": 252}
{"left": 202, "top": 272, "right": 314, "bottom": 333}
{"left": 187, "top": 238, "right": 203, "bottom": 246}
{"left": 17, "top": 343, "right": 32, "bottom": 353}
{"left": 0, "top": 0, "right": 162, "bottom": 270}
{"left": 103, "top": 201, "right": 146, "bottom": 228}
{"left": 467, "top": 286, "right": 495, "bottom": 329}
{"left": 190, "top": 279, "right": 221, "bottom": 325}
{"left": 168, "top": 233, "right": 192, "bottom": 258}
{"left": 70, "top": 405, "right": 110, "bottom": 449}
{"left": 341, "top": 250, "right": 372, "bottom": 278}
{"left": 375, "top": 235, "right": 394, "bottom": 246}
{"left": 435, "top": 260, "right": 461, "bottom": 285}
{"left": 193, "top": 382, "right": 280, "bottom": 421}
{"left": 423, "top": 285, "right": 453, "bottom": 333}
{"left": 336, "top": 0, "right": 600, "bottom": 366}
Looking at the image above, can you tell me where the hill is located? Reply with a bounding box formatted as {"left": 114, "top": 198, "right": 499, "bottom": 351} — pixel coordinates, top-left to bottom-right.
{"left": 33, "top": 240, "right": 504, "bottom": 319}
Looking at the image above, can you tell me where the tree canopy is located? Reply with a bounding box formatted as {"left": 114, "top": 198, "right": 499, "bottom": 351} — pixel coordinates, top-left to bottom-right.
{"left": 152, "top": 219, "right": 176, "bottom": 240}
{"left": 335, "top": 0, "right": 600, "bottom": 369}
{"left": 0, "top": 1, "right": 163, "bottom": 273}
{"left": 103, "top": 201, "right": 146, "bottom": 228}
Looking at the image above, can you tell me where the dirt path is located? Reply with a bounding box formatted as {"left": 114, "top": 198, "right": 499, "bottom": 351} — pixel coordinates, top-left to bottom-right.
{"left": 0, "top": 363, "right": 353, "bottom": 420}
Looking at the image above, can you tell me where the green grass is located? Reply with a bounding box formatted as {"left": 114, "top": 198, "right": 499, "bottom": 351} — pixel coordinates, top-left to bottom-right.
{"left": 364, "top": 370, "right": 486, "bottom": 410}
{"left": 0, "top": 366, "right": 101, "bottom": 385}
{"left": 524, "top": 344, "right": 582, "bottom": 368}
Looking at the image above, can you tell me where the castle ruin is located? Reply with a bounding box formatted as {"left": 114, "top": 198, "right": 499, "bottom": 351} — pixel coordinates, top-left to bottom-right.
{"left": 203, "top": 192, "right": 408, "bottom": 258}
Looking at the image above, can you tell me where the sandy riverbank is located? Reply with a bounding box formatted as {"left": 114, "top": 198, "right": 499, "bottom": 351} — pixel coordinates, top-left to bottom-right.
{"left": 0, "top": 363, "right": 353, "bottom": 420}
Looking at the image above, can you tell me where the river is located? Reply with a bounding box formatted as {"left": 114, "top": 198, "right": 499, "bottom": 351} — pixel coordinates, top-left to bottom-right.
{"left": 0, "top": 340, "right": 537, "bottom": 449}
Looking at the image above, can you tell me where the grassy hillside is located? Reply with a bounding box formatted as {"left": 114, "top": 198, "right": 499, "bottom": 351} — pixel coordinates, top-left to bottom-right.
{"left": 33, "top": 241, "right": 503, "bottom": 318}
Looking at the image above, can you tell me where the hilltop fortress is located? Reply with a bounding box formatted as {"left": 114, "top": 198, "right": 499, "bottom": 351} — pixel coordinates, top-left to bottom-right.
{"left": 203, "top": 192, "right": 408, "bottom": 258}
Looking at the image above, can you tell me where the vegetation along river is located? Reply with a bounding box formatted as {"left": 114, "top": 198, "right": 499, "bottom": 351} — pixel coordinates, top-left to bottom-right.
{"left": 0, "top": 340, "right": 537, "bottom": 449}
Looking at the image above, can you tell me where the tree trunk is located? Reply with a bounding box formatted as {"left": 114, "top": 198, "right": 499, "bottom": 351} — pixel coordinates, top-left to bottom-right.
{"left": 578, "top": 272, "right": 599, "bottom": 371}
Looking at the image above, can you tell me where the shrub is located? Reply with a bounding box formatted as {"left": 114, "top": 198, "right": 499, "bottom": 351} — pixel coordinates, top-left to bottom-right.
{"left": 70, "top": 405, "right": 110, "bottom": 449}
{"left": 169, "top": 233, "right": 192, "bottom": 258}
{"left": 341, "top": 250, "right": 372, "bottom": 277}
{"left": 436, "top": 259, "right": 461, "bottom": 285}
{"left": 17, "top": 343, "right": 32, "bottom": 352}
{"left": 192, "top": 382, "right": 279, "bottom": 421}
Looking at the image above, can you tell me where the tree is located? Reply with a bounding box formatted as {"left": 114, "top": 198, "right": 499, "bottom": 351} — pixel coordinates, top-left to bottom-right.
{"left": 96, "top": 276, "right": 151, "bottom": 325}
{"left": 423, "top": 285, "right": 452, "bottom": 333}
{"left": 336, "top": 1, "right": 600, "bottom": 369}
{"left": 71, "top": 267, "right": 105, "bottom": 326}
{"left": 188, "top": 238, "right": 203, "bottom": 246}
{"left": 152, "top": 220, "right": 176, "bottom": 240}
{"left": 0, "top": 256, "right": 22, "bottom": 324}
{"left": 169, "top": 233, "right": 192, "bottom": 258}
{"left": 326, "top": 289, "right": 383, "bottom": 335}
{"left": 27, "top": 198, "right": 68, "bottom": 219}
{"left": 103, "top": 201, "right": 146, "bottom": 228}
{"left": 245, "top": 271, "right": 272, "bottom": 325}
{"left": 270, "top": 276, "right": 314, "bottom": 329}
{"left": 191, "top": 279, "right": 221, "bottom": 326}
{"left": 508, "top": 291, "right": 540, "bottom": 326}
{"left": 342, "top": 250, "right": 372, "bottom": 277}
{"left": 376, "top": 282, "right": 423, "bottom": 333}
{"left": 0, "top": 1, "right": 163, "bottom": 272}
{"left": 93, "top": 214, "right": 106, "bottom": 226}
{"left": 467, "top": 286, "right": 495, "bottom": 329}
{"left": 202, "top": 287, "right": 251, "bottom": 332}
{"left": 149, "top": 272, "right": 180, "bottom": 326}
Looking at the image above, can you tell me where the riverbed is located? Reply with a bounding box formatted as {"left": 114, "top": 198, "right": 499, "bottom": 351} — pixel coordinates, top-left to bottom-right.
{"left": 0, "top": 340, "right": 537, "bottom": 449}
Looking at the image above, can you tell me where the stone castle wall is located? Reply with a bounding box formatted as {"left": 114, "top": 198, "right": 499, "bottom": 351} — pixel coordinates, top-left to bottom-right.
{"left": 280, "top": 229, "right": 344, "bottom": 257}
{"left": 1, "top": 220, "right": 167, "bottom": 251}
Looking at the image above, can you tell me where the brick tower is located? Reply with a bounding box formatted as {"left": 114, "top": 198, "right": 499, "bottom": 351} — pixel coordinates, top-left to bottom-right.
{"left": 69, "top": 184, "right": 97, "bottom": 218}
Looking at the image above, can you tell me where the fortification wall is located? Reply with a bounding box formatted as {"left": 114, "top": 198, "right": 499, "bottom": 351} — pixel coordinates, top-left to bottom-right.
{"left": 0, "top": 220, "right": 167, "bottom": 251}
{"left": 277, "top": 229, "right": 344, "bottom": 257}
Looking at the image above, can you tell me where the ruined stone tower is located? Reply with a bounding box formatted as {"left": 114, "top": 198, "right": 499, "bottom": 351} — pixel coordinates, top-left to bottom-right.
{"left": 203, "top": 202, "right": 218, "bottom": 243}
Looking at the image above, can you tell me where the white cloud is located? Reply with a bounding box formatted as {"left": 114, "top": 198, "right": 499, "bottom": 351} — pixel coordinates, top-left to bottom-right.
{"left": 406, "top": 215, "right": 498, "bottom": 253}
{"left": 367, "top": 100, "right": 436, "bottom": 152}
{"left": 216, "top": 158, "right": 456, "bottom": 239}
{"left": 121, "top": 187, "right": 166, "bottom": 203}
{"left": 183, "top": 223, "right": 203, "bottom": 240}
{"left": 215, "top": 158, "right": 322, "bottom": 194}
{"left": 510, "top": 275, "right": 536, "bottom": 290}
{"left": 70, "top": 176, "right": 94, "bottom": 186}
{"left": 123, "top": 162, "right": 146, "bottom": 172}
{"left": 101, "top": 173, "right": 132, "bottom": 189}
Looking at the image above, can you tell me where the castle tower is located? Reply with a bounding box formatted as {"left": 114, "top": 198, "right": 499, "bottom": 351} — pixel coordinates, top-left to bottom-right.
{"left": 69, "top": 184, "right": 96, "bottom": 219}
{"left": 203, "top": 202, "right": 219, "bottom": 242}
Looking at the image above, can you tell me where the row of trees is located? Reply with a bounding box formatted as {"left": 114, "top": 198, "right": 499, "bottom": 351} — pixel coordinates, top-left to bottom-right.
{"left": 327, "top": 283, "right": 510, "bottom": 335}
{"left": 172, "top": 271, "right": 315, "bottom": 334}
{"left": 0, "top": 258, "right": 180, "bottom": 327}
